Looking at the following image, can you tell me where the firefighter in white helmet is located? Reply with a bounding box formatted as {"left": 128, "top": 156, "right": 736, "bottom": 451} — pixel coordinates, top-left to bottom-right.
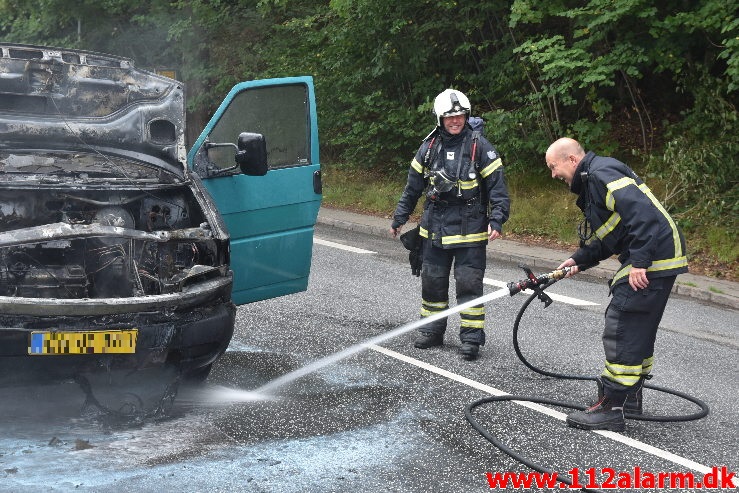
{"left": 391, "top": 89, "right": 510, "bottom": 361}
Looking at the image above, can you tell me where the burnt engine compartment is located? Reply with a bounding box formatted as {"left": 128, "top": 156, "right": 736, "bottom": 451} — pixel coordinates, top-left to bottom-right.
{"left": 0, "top": 188, "right": 222, "bottom": 299}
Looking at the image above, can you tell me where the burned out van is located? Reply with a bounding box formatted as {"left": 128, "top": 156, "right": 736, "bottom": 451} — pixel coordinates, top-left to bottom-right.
{"left": 0, "top": 44, "right": 321, "bottom": 390}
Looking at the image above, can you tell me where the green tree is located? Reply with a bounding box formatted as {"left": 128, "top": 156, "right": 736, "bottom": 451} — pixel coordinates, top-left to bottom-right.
{"left": 0, "top": 0, "right": 182, "bottom": 69}
{"left": 507, "top": 0, "right": 737, "bottom": 223}
{"left": 1, "top": 0, "right": 736, "bottom": 259}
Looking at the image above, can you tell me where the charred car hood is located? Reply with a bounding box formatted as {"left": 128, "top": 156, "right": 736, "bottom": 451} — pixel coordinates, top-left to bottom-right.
{"left": 0, "top": 43, "right": 186, "bottom": 173}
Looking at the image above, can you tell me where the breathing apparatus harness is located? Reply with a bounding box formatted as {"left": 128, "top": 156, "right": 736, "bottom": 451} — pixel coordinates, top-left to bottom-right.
{"left": 422, "top": 124, "right": 486, "bottom": 209}
{"left": 577, "top": 159, "right": 595, "bottom": 247}
{"left": 464, "top": 264, "right": 710, "bottom": 493}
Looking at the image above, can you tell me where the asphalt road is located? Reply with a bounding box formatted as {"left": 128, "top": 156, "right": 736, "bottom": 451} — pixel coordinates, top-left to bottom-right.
{"left": 1, "top": 223, "right": 737, "bottom": 492}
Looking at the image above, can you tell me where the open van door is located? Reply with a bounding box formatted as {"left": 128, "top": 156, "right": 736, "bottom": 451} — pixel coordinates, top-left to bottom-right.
{"left": 187, "top": 77, "right": 322, "bottom": 304}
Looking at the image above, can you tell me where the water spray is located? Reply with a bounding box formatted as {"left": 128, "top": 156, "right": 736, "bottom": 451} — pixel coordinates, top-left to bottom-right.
{"left": 181, "top": 263, "right": 710, "bottom": 492}
{"left": 201, "top": 265, "right": 572, "bottom": 402}
{"left": 200, "top": 269, "right": 544, "bottom": 404}
{"left": 254, "top": 286, "right": 511, "bottom": 396}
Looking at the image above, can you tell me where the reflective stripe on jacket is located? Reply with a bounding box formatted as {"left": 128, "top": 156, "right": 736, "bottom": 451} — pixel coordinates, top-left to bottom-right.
{"left": 570, "top": 152, "right": 688, "bottom": 285}
{"left": 392, "top": 125, "right": 509, "bottom": 249}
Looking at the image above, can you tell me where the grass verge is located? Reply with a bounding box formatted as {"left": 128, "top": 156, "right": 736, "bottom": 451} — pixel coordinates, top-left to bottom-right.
{"left": 320, "top": 163, "right": 737, "bottom": 281}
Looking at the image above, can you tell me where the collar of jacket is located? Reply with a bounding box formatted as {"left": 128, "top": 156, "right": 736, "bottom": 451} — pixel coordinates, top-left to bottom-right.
{"left": 439, "top": 125, "right": 471, "bottom": 146}
{"left": 570, "top": 151, "right": 596, "bottom": 195}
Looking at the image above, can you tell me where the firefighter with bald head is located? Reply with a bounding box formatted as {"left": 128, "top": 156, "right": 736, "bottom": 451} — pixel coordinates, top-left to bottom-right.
{"left": 391, "top": 89, "right": 510, "bottom": 361}
{"left": 545, "top": 137, "right": 688, "bottom": 431}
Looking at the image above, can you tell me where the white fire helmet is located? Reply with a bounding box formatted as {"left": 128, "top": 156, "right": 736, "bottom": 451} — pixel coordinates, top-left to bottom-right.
{"left": 433, "top": 89, "right": 471, "bottom": 126}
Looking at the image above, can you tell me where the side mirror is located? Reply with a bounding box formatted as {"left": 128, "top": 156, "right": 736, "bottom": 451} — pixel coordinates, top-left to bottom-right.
{"left": 235, "top": 132, "right": 268, "bottom": 176}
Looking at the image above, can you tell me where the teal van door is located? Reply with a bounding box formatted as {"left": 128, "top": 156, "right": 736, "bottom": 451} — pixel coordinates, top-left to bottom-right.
{"left": 187, "top": 77, "right": 321, "bottom": 304}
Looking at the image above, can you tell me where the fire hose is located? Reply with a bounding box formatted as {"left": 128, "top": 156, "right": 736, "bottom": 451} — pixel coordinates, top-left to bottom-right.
{"left": 464, "top": 265, "right": 710, "bottom": 493}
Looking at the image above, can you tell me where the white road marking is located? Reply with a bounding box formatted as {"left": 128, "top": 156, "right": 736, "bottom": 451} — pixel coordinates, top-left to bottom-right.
{"left": 484, "top": 278, "right": 599, "bottom": 306}
{"left": 316, "top": 234, "right": 710, "bottom": 473}
{"left": 316, "top": 234, "right": 597, "bottom": 305}
{"left": 314, "top": 237, "right": 376, "bottom": 254}
{"left": 369, "top": 344, "right": 712, "bottom": 475}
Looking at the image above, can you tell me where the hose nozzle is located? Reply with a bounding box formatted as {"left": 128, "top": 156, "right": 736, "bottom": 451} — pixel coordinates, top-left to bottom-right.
{"left": 507, "top": 265, "right": 572, "bottom": 296}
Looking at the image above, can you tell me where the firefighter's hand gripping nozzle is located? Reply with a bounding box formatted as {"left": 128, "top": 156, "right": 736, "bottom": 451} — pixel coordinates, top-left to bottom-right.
{"left": 507, "top": 264, "right": 573, "bottom": 307}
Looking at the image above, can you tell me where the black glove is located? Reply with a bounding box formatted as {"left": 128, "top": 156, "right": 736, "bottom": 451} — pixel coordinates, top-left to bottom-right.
{"left": 400, "top": 226, "right": 423, "bottom": 276}
{"left": 409, "top": 247, "right": 422, "bottom": 276}
{"left": 399, "top": 225, "right": 420, "bottom": 250}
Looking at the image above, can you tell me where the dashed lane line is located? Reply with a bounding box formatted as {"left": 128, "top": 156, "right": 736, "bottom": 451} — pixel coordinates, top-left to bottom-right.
{"left": 368, "top": 344, "right": 712, "bottom": 475}
{"left": 317, "top": 235, "right": 709, "bottom": 473}
{"left": 315, "top": 237, "right": 598, "bottom": 307}
{"left": 314, "top": 237, "right": 376, "bottom": 254}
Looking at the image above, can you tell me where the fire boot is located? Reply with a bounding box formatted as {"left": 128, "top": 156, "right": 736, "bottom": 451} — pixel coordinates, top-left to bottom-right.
{"left": 414, "top": 332, "right": 444, "bottom": 349}
{"left": 596, "top": 376, "right": 644, "bottom": 415}
{"left": 566, "top": 394, "right": 626, "bottom": 432}
{"left": 459, "top": 342, "right": 480, "bottom": 361}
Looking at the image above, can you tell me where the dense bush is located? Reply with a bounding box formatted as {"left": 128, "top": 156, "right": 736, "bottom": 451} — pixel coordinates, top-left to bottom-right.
{"left": 1, "top": 0, "right": 736, "bottom": 266}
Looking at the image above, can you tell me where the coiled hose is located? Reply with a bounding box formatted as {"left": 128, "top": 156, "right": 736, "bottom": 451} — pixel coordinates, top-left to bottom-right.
{"left": 464, "top": 280, "right": 710, "bottom": 492}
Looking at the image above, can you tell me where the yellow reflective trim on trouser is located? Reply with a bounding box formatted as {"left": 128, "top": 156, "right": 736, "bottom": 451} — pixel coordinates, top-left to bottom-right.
{"left": 411, "top": 158, "right": 423, "bottom": 174}
{"left": 460, "top": 306, "right": 485, "bottom": 316}
{"left": 460, "top": 319, "right": 485, "bottom": 329}
{"left": 605, "top": 361, "right": 643, "bottom": 376}
{"left": 602, "top": 368, "right": 642, "bottom": 386}
{"left": 641, "top": 356, "right": 654, "bottom": 374}
{"left": 595, "top": 212, "right": 621, "bottom": 240}
{"left": 612, "top": 256, "right": 689, "bottom": 283}
{"left": 421, "top": 300, "right": 448, "bottom": 317}
{"left": 423, "top": 300, "right": 448, "bottom": 309}
{"left": 602, "top": 360, "right": 643, "bottom": 386}
{"left": 460, "top": 305, "right": 485, "bottom": 328}
{"left": 479, "top": 158, "right": 503, "bottom": 178}
{"left": 441, "top": 232, "right": 488, "bottom": 245}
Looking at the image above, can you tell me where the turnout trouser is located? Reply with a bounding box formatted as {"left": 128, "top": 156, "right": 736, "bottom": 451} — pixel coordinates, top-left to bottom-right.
{"left": 600, "top": 276, "right": 676, "bottom": 400}
{"left": 419, "top": 242, "right": 486, "bottom": 345}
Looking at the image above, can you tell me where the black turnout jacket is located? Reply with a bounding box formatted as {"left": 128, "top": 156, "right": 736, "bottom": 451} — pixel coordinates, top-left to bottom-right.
{"left": 392, "top": 124, "right": 509, "bottom": 249}
{"left": 570, "top": 151, "right": 688, "bottom": 286}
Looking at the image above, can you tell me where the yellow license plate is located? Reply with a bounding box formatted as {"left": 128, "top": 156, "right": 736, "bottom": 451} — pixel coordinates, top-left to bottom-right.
{"left": 28, "top": 329, "right": 138, "bottom": 355}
